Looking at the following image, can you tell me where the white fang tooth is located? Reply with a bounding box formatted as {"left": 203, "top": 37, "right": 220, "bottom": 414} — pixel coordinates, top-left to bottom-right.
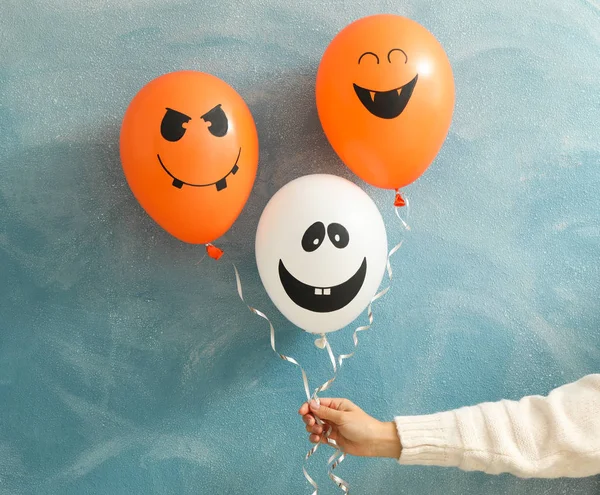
{"left": 315, "top": 288, "right": 323, "bottom": 295}
{"left": 324, "top": 288, "right": 331, "bottom": 296}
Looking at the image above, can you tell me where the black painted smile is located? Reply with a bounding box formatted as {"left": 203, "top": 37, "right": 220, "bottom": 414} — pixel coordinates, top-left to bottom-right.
{"left": 157, "top": 147, "right": 241, "bottom": 191}
{"left": 278, "top": 258, "right": 367, "bottom": 313}
{"left": 353, "top": 74, "right": 418, "bottom": 119}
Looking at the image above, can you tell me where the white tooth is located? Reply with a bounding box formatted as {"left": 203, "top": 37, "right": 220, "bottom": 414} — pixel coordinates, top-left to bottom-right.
{"left": 369, "top": 91, "right": 376, "bottom": 101}
{"left": 324, "top": 288, "right": 331, "bottom": 296}
{"left": 315, "top": 288, "right": 323, "bottom": 295}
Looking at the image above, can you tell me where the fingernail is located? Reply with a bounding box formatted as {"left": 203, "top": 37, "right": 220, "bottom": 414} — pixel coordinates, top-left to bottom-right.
{"left": 310, "top": 399, "right": 320, "bottom": 410}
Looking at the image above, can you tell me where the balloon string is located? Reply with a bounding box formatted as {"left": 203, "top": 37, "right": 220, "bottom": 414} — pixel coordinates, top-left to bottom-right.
{"left": 233, "top": 265, "right": 319, "bottom": 493}
{"left": 307, "top": 337, "right": 339, "bottom": 447}
{"left": 306, "top": 335, "right": 350, "bottom": 493}
{"left": 233, "top": 198, "right": 410, "bottom": 494}
{"left": 233, "top": 265, "right": 312, "bottom": 401}
{"left": 314, "top": 197, "right": 412, "bottom": 493}
{"left": 394, "top": 194, "right": 411, "bottom": 232}
{"left": 335, "top": 197, "right": 410, "bottom": 379}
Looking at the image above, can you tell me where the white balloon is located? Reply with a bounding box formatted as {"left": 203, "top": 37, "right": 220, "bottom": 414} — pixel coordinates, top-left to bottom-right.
{"left": 255, "top": 174, "right": 388, "bottom": 334}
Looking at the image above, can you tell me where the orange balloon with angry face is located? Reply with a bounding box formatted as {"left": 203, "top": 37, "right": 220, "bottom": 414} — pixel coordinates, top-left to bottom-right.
{"left": 120, "top": 71, "right": 258, "bottom": 245}
{"left": 316, "top": 15, "right": 455, "bottom": 190}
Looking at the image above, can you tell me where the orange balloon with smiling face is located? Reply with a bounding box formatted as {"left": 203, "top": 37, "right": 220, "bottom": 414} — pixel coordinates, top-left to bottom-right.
{"left": 316, "top": 15, "right": 455, "bottom": 190}
{"left": 120, "top": 71, "right": 258, "bottom": 244}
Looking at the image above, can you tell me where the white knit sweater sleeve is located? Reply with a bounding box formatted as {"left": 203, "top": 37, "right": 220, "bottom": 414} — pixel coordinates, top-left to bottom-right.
{"left": 394, "top": 374, "right": 600, "bottom": 478}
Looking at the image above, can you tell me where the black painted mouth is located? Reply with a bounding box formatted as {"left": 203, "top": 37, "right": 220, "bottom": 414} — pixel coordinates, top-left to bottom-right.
{"left": 278, "top": 258, "right": 367, "bottom": 313}
{"left": 353, "top": 74, "right": 418, "bottom": 119}
{"left": 157, "top": 147, "right": 241, "bottom": 191}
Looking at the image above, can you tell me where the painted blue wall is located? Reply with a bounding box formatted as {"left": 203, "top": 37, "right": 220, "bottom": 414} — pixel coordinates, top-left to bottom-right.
{"left": 1, "top": 1, "right": 598, "bottom": 494}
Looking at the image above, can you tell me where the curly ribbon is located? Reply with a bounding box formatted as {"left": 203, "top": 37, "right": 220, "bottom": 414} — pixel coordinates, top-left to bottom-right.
{"left": 315, "top": 195, "right": 412, "bottom": 492}
{"left": 233, "top": 266, "right": 312, "bottom": 401}
{"left": 232, "top": 194, "right": 410, "bottom": 494}
{"left": 233, "top": 266, "right": 341, "bottom": 493}
{"left": 233, "top": 266, "right": 321, "bottom": 492}
{"left": 335, "top": 197, "right": 410, "bottom": 370}
{"left": 308, "top": 335, "right": 351, "bottom": 493}
{"left": 303, "top": 336, "right": 343, "bottom": 490}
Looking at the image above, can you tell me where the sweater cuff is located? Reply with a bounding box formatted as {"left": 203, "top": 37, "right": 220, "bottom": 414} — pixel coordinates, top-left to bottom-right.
{"left": 394, "top": 411, "right": 464, "bottom": 467}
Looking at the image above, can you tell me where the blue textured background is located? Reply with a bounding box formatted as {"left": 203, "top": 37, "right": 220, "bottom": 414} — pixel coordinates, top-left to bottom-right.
{"left": 1, "top": 1, "right": 599, "bottom": 494}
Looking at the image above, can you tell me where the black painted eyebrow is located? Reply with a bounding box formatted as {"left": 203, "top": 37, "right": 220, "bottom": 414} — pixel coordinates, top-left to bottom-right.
{"left": 201, "top": 104, "right": 222, "bottom": 121}
{"left": 358, "top": 51, "right": 380, "bottom": 64}
{"left": 387, "top": 48, "right": 408, "bottom": 64}
{"left": 165, "top": 108, "right": 192, "bottom": 121}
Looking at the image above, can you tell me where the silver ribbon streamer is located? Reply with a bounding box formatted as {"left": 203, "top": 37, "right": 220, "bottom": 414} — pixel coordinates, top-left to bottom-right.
{"left": 234, "top": 266, "right": 320, "bottom": 493}
{"left": 232, "top": 197, "right": 410, "bottom": 494}
{"left": 234, "top": 266, "right": 337, "bottom": 493}
{"left": 303, "top": 336, "right": 342, "bottom": 491}
{"left": 314, "top": 198, "right": 411, "bottom": 493}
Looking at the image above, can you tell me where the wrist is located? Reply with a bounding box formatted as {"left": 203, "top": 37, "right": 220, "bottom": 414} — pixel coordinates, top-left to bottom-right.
{"left": 369, "top": 421, "right": 402, "bottom": 458}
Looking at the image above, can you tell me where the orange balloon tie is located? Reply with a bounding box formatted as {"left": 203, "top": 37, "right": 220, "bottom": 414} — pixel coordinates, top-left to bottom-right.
{"left": 205, "top": 243, "right": 224, "bottom": 260}
{"left": 394, "top": 189, "right": 406, "bottom": 207}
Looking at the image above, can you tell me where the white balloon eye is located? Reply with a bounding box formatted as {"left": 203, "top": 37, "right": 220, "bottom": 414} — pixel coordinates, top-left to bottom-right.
{"left": 302, "top": 222, "right": 326, "bottom": 252}
{"left": 327, "top": 223, "right": 349, "bottom": 249}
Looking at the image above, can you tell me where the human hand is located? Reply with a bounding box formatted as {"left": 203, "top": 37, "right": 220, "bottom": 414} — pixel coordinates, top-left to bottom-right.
{"left": 298, "top": 398, "right": 401, "bottom": 458}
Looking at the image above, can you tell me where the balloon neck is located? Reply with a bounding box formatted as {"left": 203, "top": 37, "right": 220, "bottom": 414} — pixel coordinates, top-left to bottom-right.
{"left": 394, "top": 189, "right": 406, "bottom": 208}
{"left": 314, "top": 336, "right": 327, "bottom": 349}
{"left": 206, "top": 243, "right": 224, "bottom": 260}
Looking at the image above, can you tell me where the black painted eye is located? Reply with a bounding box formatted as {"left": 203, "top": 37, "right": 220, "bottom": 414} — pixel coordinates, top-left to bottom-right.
{"left": 387, "top": 48, "right": 408, "bottom": 64}
{"left": 202, "top": 104, "right": 228, "bottom": 137}
{"left": 302, "top": 222, "right": 326, "bottom": 252}
{"left": 160, "top": 108, "right": 191, "bottom": 142}
{"left": 327, "top": 223, "right": 349, "bottom": 249}
{"left": 358, "top": 51, "right": 380, "bottom": 64}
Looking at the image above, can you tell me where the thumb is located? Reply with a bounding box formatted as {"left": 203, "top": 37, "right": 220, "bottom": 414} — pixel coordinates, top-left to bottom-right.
{"left": 310, "top": 400, "right": 345, "bottom": 424}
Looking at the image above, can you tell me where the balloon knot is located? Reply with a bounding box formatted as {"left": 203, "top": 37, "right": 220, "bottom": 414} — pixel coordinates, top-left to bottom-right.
{"left": 394, "top": 189, "right": 406, "bottom": 208}
{"left": 206, "top": 243, "right": 224, "bottom": 260}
